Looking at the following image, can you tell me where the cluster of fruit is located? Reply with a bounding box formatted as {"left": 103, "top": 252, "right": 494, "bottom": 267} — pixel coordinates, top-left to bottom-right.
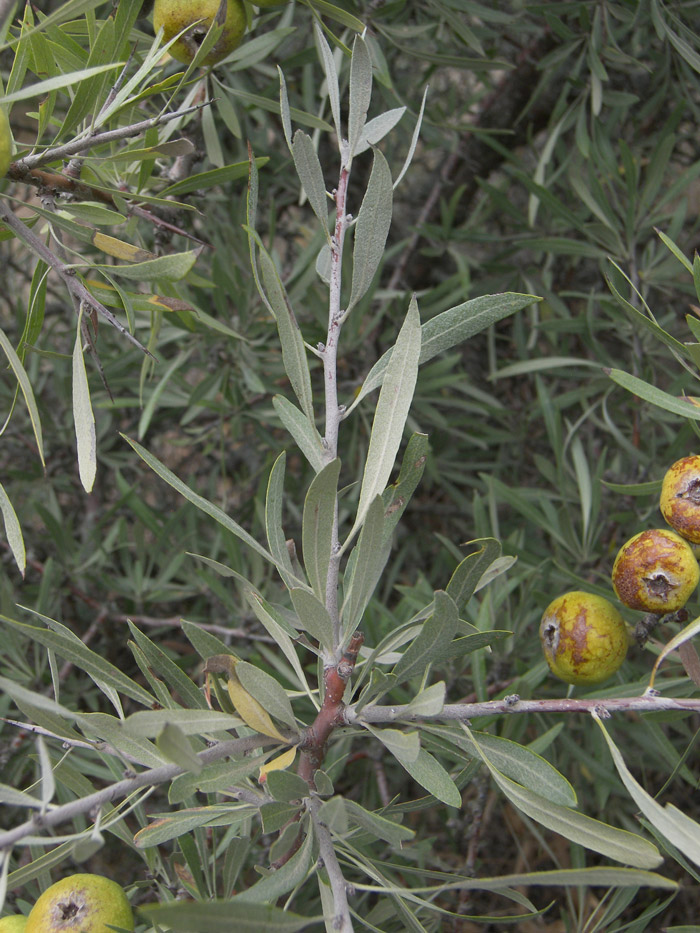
{"left": 540, "top": 455, "right": 700, "bottom": 685}
{"left": 154, "top": 0, "right": 289, "bottom": 67}
{"left": 0, "top": 873, "right": 133, "bottom": 933}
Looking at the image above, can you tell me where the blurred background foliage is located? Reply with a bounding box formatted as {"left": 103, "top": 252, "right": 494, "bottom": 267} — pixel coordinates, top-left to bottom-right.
{"left": 3, "top": 0, "right": 700, "bottom": 928}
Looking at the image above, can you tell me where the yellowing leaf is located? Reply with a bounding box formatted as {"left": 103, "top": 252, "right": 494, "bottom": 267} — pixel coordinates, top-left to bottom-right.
{"left": 259, "top": 746, "right": 297, "bottom": 782}
{"left": 227, "top": 670, "right": 286, "bottom": 741}
{"left": 92, "top": 232, "right": 155, "bottom": 263}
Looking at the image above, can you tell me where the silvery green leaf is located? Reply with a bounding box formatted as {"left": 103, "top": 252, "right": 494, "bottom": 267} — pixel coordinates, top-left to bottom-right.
{"left": 122, "top": 435, "right": 274, "bottom": 566}
{"left": 350, "top": 296, "right": 421, "bottom": 540}
{"left": 292, "top": 130, "right": 330, "bottom": 237}
{"left": 156, "top": 722, "right": 203, "bottom": 774}
{"left": 236, "top": 661, "right": 298, "bottom": 732}
{"left": 463, "top": 723, "right": 663, "bottom": 869}
{"left": 37, "top": 736, "right": 55, "bottom": 807}
{"left": 90, "top": 249, "right": 199, "bottom": 282}
{"left": 0, "top": 326, "right": 44, "bottom": 466}
{"left": 266, "top": 452, "right": 301, "bottom": 590}
{"left": 0, "top": 480, "right": 25, "bottom": 576}
{"left": 394, "top": 86, "right": 428, "bottom": 188}
{"left": 594, "top": 711, "right": 700, "bottom": 867}
{"left": 125, "top": 709, "right": 242, "bottom": 738}
{"left": 169, "top": 754, "right": 269, "bottom": 804}
{"left": 140, "top": 900, "right": 316, "bottom": 932}
{"left": 233, "top": 831, "right": 313, "bottom": 904}
{"left": 347, "top": 148, "right": 393, "bottom": 313}
{"left": 290, "top": 588, "right": 334, "bottom": 654}
{"left": 344, "top": 799, "right": 414, "bottom": 845}
{"left": 315, "top": 242, "right": 331, "bottom": 286}
{"left": 351, "top": 293, "right": 539, "bottom": 410}
{"left": 353, "top": 107, "right": 406, "bottom": 157}
{"left": 446, "top": 538, "right": 502, "bottom": 610}
{"left": 245, "top": 593, "right": 313, "bottom": 700}
{"left": 393, "top": 746, "right": 461, "bottom": 808}
{"left": 314, "top": 23, "right": 341, "bottom": 144}
{"left": 381, "top": 432, "right": 429, "bottom": 545}
{"left": 342, "top": 495, "right": 388, "bottom": 639}
{"left": 363, "top": 724, "right": 420, "bottom": 762}
{"left": 272, "top": 396, "right": 325, "bottom": 473}
{"left": 392, "top": 590, "right": 459, "bottom": 683}
{"left": 258, "top": 245, "right": 314, "bottom": 421}
{"left": 404, "top": 682, "right": 446, "bottom": 717}
{"left": 72, "top": 322, "right": 96, "bottom": 493}
{"left": 348, "top": 35, "right": 373, "bottom": 161}
{"left": 278, "top": 66, "right": 294, "bottom": 154}
{"left": 302, "top": 459, "right": 340, "bottom": 601}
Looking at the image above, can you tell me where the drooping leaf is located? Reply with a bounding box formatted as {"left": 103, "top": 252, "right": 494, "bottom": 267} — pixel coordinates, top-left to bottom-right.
{"left": 72, "top": 319, "right": 96, "bottom": 493}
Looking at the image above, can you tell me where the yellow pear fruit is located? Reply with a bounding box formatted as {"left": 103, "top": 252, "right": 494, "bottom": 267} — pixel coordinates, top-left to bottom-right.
{"left": 26, "top": 874, "right": 134, "bottom": 933}
{"left": 540, "top": 591, "right": 629, "bottom": 685}
{"left": 612, "top": 528, "right": 700, "bottom": 613}
{"left": 154, "top": 0, "right": 246, "bottom": 66}
{"left": 0, "top": 108, "right": 12, "bottom": 177}
{"left": 0, "top": 917, "right": 28, "bottom": 933}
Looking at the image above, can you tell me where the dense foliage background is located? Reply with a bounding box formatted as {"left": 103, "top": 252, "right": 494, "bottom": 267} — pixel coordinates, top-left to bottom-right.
{"left": 2, "top": 1, "right": 700, "bottom": 930}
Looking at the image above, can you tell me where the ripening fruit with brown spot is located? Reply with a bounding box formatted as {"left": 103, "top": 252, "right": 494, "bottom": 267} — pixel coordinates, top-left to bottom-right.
{"left": 612, "top": 528, "right": 699, "bottom": 613}
{"left": 540, "top": 591, "right": 629, "bottom": 685}
{"left": 154, "top": 0, "right": 246, "bottom": 66}
{"left": 660, "top": 455, "right": 700, "bottom": 544}
{"left": 26, "top": 874, "right": 133, "bottom": 933}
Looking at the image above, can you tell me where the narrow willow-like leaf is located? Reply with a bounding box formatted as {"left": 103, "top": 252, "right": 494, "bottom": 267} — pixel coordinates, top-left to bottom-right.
{"left": 393, "top": 745, "right": 461, "bottom": 808}
{"left": 381, "top": 432, "right": 429, "bottom": 544}
{"left": 344, "top": 798, "right": 414, "bottom": 845}
{"left": 394, "top": 85, "right": 428, "bottom": 189}
{"left": 292, "top": 130, "right": 330, "bottom": 237}
{"left": 122, "top": 435, "right": 274, "bottom": 565}
{"left": 302, "top": 459, "right": 340, "bottom": 601}
{"left": 72, "top": 321, "right": 96, "bottom": 493}
{"left": 278, "top": 67, "right": 293, "bottom": 154}
{"left": 351, "top": 293, "right": 539, "bottom": 410}
{"left": 446, "top": 538, "right": 501, "bottom": 610}
{"left": 342, "top": 495, "right": 388, "bottom": 639}
{"left": 127, "top": 622, "right": 208, "bottom": 710}
{"left": 392, "top": 590, "right": 459, "bottom": 683}
{"left": 0, "top": 480, "right": 25, "bottom": 575}
{"left": 354, "top": 107, "right": 406, "bottom": 157}
{"left": 258, "top": 245, "right": 314, "bottom": 421}
{"left": 265, "top": 452, "right": 301, "bottom": 590}
{"left": 347, "top": 148, "right": 393, "bottom": 313}
{"left": 314, "top": 23, "right": 341, "bottom": 144}
{"left": 596, "top": 714, "right": 700, "bottom": 868}
{"left": 126, "top": 709, "right": 242, "bottom": 737}
{"left": 290, "top": 587, "right": 334, "bottom": 653}
{"left": 463, "top": 723, "right": 662, "bottom": 869}
{"left": 606, "top": 368, "right": 700, "bottom": 420}
{"left": 363, "top": 724, "right": 420, "bottom": 762}
{"left": 234, "top": 831, "right": 314, "bottom": 904}
{"left": 272, "top": 395, "right": 325, "bottom": 473}
{"left": 439, "top": 867, "right": 676, "bottom": 892}
{"left": 0, "top": 326, "right": 44, "bottom": 466}
{"left": 156, "top": 722, "right": 202, "bottom": 774}
{"left": 37, "top": 735, "right": 55, "bottom": 807}
{"left": 135, "top": 804, "right": 255, "bottom": 848}
{"left": 350, "top": 296, "right": 421, "bottom": 541}
{"left": 348, "top": 35, "right": 372, "bottom": 161}
{"left": 404, "top": 682, "right": 445, "bottom": 717}
{"left": 245, "top": 593, "right": 313, "bottom": 700}
{"left": 1, "top": 614, "right": 155, "bottom": 707}
{"left": 0, "top": 63, "right": 126, "bottom": 104}
{"left": 236, "top": 661, "right": 298, "bottom": 732}
{"left": 139, "top": 900, "right": 317, "bottom": 932}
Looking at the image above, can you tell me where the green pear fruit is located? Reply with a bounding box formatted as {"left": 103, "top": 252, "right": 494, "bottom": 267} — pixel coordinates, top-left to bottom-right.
{"left": 26, "top": 874, "right": 134, "bottom": 933}
{"left": 0, "top": 109, "right": 12, "bottom": 177}
{"left": 0, "top": 917, "right": 28, "bottom": 933}
{"left": 154, "top": 0, "right": 246, "bottom": 66}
